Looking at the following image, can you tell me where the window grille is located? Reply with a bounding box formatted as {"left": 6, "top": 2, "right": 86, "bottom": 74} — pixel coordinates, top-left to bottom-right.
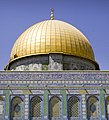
{"left": 106, "top": 96, "right": 109, "bottom": 120}
{"left": 68, "top": 96, "right": 80, "bottom": 119}
{"left": 30, "top": 96, "right": 42, "bottom": 119}
{"left": 0, "top": 96, "right": 4, "bottom": 120}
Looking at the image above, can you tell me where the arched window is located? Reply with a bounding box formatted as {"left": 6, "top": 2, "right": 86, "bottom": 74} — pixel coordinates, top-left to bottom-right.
{"left": 0, "top": 96, "right": 5, "bottom": 119}
{"left": 68, "top": 96, "right": 80, "bottom": 119}
{"left": 49, "top": 96, "right": 62, "bottom": 120}
{"left": 106, "top": 96, "right": 109, "bottom": 119}
{"left": 10, "top": 96, "right": 24, "bottom": 120}
{"left": 87, "top": 96, "right": 99, "bottom": 119}
{"left": 30, "top": 96, "right": 42, "bottom": 119}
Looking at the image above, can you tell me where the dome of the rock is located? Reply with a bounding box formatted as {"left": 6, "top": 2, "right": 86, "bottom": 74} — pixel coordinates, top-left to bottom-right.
{"left": 10, "top": 20, "right": 95, "bottom": 62}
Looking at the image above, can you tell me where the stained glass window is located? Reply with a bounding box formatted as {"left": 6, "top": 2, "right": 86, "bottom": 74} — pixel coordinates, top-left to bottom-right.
{"left": 49, "top": 96, "right": 61, "bottom": 120}
{"left": 10, "top": 96, "right": 23, "bottom": 120}
{"left": 87, "top": 96, "right": 99, "bottom": 119}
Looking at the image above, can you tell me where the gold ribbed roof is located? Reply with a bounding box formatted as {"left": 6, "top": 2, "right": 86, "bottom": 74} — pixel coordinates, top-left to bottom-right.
{"left": 10, "top": 20, "right": 95, "bottom": 62}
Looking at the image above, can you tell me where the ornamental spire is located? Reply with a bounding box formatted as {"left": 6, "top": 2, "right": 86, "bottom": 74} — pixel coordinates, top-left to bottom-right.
{"left": 50, "top": 8, "right": 54, "bottom": 20}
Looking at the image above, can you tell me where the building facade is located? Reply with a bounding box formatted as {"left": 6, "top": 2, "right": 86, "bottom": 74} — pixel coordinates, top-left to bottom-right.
{"left": 0, "top": 71, "right": 109, "bottom": 120}
{"left": 0, "top": 11, "right": 109, "bottom": 120}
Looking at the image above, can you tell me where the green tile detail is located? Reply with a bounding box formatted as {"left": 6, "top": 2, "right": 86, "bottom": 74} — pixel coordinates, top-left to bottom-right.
{"left": 100, "top": 89, "right": 105, "bottom": 117}
{"left": 60, "top": 90, "right": 67, "bottom": 116}
{"left": 44, "top": 90, "right": 49, "bottom": 116}
{"left": 3, "top": 90, "right": 10, "bottom": 116}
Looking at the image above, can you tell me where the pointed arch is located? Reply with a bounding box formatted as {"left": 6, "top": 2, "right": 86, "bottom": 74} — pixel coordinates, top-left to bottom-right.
{"left": 49, "top": 96, "right": 62, "bottom": 120}
{"left": 68, "top": 96, "right": 80, "bottom": 119}
{"left": 30, "top": 95, "right": 42, "bottom": 119}
{"left": 106, "top": 96, "right": 109, "bottom": 119}
{"left": 87, "top": 96, "right": 99, "bottom": 119}
{"left": 10, "top": 96, "right": 23, "bottom": 120}
{"left": 0, "top": 96, "right": 5, "bottom": 119}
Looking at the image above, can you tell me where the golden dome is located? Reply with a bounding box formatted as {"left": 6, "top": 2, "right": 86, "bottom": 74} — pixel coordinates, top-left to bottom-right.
{"left": 10, "top": 20, "right": 95, "bottom": 62}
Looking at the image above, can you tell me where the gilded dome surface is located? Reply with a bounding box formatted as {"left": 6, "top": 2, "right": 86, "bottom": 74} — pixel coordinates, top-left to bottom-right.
{"left": 10, "top": 20, "right": 95, "bottom": 62}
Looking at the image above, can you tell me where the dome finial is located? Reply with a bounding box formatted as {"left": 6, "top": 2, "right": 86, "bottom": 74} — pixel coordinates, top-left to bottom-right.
{"left": 50, "top": 8, "right": 54, "bottom": 20}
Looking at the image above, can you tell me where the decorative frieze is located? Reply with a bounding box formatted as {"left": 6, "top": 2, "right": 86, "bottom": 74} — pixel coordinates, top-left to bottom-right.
{"left": 0, "top": 71, "right": 109, "bottom": 82}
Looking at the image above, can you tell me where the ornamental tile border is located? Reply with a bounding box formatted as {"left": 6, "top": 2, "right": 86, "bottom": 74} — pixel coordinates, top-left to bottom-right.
{"left": 0, "top": 71, "right": 109, "bottom": 81}
{"left": 0, "top": 71, "right": 109, "bottom": 89}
